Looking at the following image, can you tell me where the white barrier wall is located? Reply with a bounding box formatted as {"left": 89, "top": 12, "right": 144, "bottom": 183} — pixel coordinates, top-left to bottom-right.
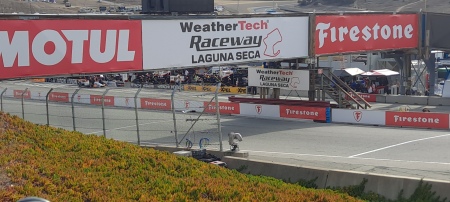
{"left": 239, "top": 103, "right": 280, "bottom": 118}
{"left": 332, "top": 109, "right": 386, "bottom": 125}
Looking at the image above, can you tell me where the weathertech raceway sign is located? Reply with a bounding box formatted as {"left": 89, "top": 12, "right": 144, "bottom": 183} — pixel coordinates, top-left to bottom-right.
{"left": 248, "top": 67, "right": 310, "bottom": 90}
{"left": 315, "top": 14, "right": 418, "bottom": 55}
{"left": 0, "top": 20, "right": 143, "bottom": 79}
{"left": 141, "top": 17, "right": 309, "bottom": 69}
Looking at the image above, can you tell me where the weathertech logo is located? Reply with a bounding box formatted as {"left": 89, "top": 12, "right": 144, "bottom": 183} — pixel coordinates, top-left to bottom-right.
{"left": 255, "top": 105, "right": 262, "bottom": 114}
{"left": 353, "top": 111, "right": 362, "bottom": 122}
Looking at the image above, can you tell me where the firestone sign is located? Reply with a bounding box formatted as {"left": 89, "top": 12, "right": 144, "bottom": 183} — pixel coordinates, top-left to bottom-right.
{"left": 248, "top": 67, "right": 310, "bottom": 90}
{"left": 141, "top": 17, "right": 309, "bottom": 69}
{"left": 315, "top": 14, "right": 418, "bottom": 55}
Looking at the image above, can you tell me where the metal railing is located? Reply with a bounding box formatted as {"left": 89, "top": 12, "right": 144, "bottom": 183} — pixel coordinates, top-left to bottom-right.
{"left": 0, "top": 84, "right": 224, "bottom": 151}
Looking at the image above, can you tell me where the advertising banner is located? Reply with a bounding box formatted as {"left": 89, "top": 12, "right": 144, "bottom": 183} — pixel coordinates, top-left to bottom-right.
{"left": 13, "top": 90, "right": 31, "bottom": 99}
{"left": 30, "top": 91, "right": 47, "bottom": 101}
{"left": 204, "top": 102, "right": 240, "bottom": 114}
{"left": 239, "top": 103, "right": 280, "bottom": 118}
{"left": 332, "top": 109, "right": 385, "bottom": 125}
{"left": 140, "top": 98, "right": 171, "bottom": 110}
{"left": 142, "top": 17, "right": 309, "bottom": 69}
{"left": 280, "top": 105, "right": 327, "bottom": 121}
{"left": 48, "top": 92, "right": 70, "bottom": 102}
{"left": 183, "top": 85, "right": 247, "bottom": 94}
{"left": 385, "top": 111, "right": 449, "bottom": 129}
{"left": 345, "top": 93, "right": 377, "bottom": 102}
{"left": 315, "top": 14, "right": 419, "bottom": 55}
{"left": 427, "top": 13, "right": 450, "bottom": 50}
{"left": 248, "top": 67, "right": 310, "bottom": 90}
{"left": 90, "top": 95, "right": 115, "bottom": 106}
{"left": 0, "top": 20, "right": 143, "bottom": 79}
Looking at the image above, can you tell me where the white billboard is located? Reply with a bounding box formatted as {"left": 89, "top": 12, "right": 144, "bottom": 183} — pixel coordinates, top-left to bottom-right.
{"left": 331, "top": 109, "right": 385, "bottom": 125}
{"left": 142, "top": 17, "right": 309, "bottom": 69}
{"left": 248, "top": 67, "right": 310, "bottom": 90}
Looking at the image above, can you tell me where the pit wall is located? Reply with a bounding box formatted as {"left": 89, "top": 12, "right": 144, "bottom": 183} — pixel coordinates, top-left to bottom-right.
{"left": 222, "top": 156, "right": 450, "bottom": 201}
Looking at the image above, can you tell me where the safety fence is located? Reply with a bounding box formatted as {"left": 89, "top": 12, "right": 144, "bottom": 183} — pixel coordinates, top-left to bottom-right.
{"left": 0, "top": 84, "right": 225, "bottom": 151}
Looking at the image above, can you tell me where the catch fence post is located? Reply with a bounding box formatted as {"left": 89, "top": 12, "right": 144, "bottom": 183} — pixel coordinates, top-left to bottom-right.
{"left": 45, "top": 88, "right": 54, "bottom": 126}
{"left": 71, "top": 88, "right": 81, "bottom": 131}
{"left": 171, "top": 86, "right": 179, "bottom": 148}
{"left": 215, "top": 83, "right": 223, "bottom": 152}
{"left": 101, "top": 89, "right": 110, "bottom": 138}
{"left": 21, "top": 88, "right": 28, "bottom": 119}
{"left": 0, "top": 88, "right": 7, "bottom": 111}
{"left": 134, "top": 88, "right": 142, "bottom": 145}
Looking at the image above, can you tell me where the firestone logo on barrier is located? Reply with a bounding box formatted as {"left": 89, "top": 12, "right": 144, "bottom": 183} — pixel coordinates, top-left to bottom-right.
{"left": 255, "top": 105, "right": 263, "bottom": 114}
{"left": 385, "top": 111, "right": 449, "bottom": 129}
{"left": 353, "top": 111, "right": 362, "bottom": 122}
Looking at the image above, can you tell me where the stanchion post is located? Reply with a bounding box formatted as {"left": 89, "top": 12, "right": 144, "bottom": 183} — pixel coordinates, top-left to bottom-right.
{"left": 171, "top": 86, "right": 179, "bottom": 147}
{"left": 45, "top": 88, "right": 54, "bottom": 126}
{"left": 134, "top": 88, "right": 142, "bottom": 145}
{"left": 215, "top": 83, "right": 223, "bottom": 152}
{"left": 71, "top": 88, "right": 81, "bottom": 131}
{"left": 0, "top": 88, "right": 7, "bottom": 111}
{"left": 21, "top": 88, "right": 28, "bottom": 119}
{"left": 101, "top": 89, "right": 110, "bottom": 138}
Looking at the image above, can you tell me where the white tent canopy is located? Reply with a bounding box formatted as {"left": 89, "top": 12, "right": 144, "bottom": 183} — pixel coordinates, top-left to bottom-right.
{"left": 361, "top": 69, "right": 399, "bottom": 76}
{"left": 333, "top": 67, "right": 365, "bottom": 77}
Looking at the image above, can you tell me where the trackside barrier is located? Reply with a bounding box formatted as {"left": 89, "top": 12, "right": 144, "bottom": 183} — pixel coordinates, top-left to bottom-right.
{"left": 332, "top": 109, "right": 450, "bottom": 129}
{"left": 0, "top": 88, "right": 330, "bottom": 121}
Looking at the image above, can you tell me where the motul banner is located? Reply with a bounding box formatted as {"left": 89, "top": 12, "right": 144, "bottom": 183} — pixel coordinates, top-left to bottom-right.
{"left": 142, "top": 17, "right": 309, "bottom": 69}
{"left": 385, "top": 111, "right": 449, "bottom": 129}
{"left": 315, "top": 14, "right": 419, "bottom": 55}
{"left": 0, "top": 20, "right": 143, "bottom": 79}
{"left": 280, "top": 105, "right": 327, "bottom": 121}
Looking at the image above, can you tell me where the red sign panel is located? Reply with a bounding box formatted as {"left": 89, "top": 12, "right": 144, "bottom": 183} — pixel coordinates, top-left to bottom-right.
{"left": 49, "top": 92, "right": 69, "bottom": 102}
{"left": 280, "top": 105, "right": 327, "bottom": 121}
{"left": 140, "top": 98, "right": 171, "bottom": 110}
{"left": 0, "top": 20, "right": 143, "bottom": 79}
{"left": 386, "top": 111, "right": 449, "bottom": 129}
{"left": 204, "top": 102, "right": 240, "bottom": 114}
{"left": 90, "top": 95, "right": 115, "bottom": 106}
{"left": 315, "top": 14, "right": 418, "bottom": 55}
{"left": 13, "top": 90, "right": 31, "bottom": 99}
{"left": 346, "top": 93, "right": 377, "bottom": 102}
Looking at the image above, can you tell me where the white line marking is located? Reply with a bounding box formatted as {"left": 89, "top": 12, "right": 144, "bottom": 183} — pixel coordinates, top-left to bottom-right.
{"left": 243, "top": 150, "right": 450, "bottom": 165}
{"left": 89, "top": 120, "right": 173, "bottom": 134}
{"left": 349, "top": 134, "right": 450, "bottom": 158}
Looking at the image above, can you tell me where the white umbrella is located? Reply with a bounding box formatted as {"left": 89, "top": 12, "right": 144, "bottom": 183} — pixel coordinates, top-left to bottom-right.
{"left": 333, "top": 68, "right": 365, "bottom": 77}
{"left": 361, "top": 69, "right": 399, "bottom": 76}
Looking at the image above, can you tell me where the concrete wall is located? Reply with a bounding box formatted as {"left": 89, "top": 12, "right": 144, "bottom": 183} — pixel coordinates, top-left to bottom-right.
{"left": 222, "top": 156, "right": 450, "bottom": 200}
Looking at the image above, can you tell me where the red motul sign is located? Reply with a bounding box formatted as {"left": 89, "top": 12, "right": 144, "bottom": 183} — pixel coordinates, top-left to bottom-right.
{"left": 0, "top": 20, "right": 143, "bottom": 79}
{"left": 315, "top": 14, "right": 418, "bottom": 55}
{"left": 204, "top": 102, "right": 240, "bottom": 114}
{"left": 280, "top": 105, "right": 327, "bottom": 121}
{"left": 140, "top": 98, "right": 171, "bottom": 110}
{"left": 386, "top": 111, "right": 449, "bottom": 129}
{"left": 90, "top": 95, "right": 115, "bottom": 106}
{"left": 49, "top": 92, "right": 69, "bottom": 102}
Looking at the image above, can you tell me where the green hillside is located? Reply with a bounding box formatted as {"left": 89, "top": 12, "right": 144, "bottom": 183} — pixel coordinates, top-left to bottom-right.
{"left": 0, "top": 112, "right": 361, "bottom": 202}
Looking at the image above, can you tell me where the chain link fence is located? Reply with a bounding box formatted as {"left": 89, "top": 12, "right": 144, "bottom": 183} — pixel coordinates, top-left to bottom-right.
{"left": 0, "top": 83, "right": 224, "bottom": 151}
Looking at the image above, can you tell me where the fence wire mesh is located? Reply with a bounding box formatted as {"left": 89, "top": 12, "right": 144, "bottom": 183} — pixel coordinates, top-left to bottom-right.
{"left": 0, "top": 82, "right": 223, "bottom": 151}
